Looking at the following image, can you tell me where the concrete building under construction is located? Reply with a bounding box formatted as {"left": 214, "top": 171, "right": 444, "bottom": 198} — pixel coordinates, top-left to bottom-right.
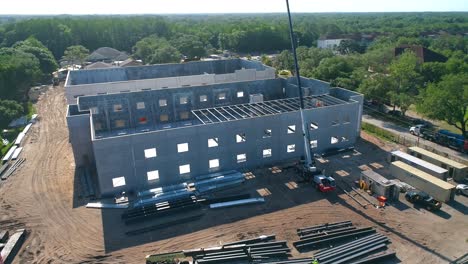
{"left": 65, "top": 59, "right": 363, "bottom": 197}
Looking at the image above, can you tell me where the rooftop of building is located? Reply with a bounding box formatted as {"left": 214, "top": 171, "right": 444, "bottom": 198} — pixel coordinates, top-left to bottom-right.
{"left": 394, "top": 45, "right": 448, "bottom": 63}
{"left": 66, "top": 59, "right": 272, "bottom": 86}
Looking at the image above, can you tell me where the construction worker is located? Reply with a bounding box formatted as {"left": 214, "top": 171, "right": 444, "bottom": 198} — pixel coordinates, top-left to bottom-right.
{"left": 311, "top": 259, "right": 319, "bottom": 264}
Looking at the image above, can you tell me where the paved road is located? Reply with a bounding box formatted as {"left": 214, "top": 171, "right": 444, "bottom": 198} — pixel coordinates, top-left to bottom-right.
{"left": 362, "top": 113, "right": 468, "bottom": 163}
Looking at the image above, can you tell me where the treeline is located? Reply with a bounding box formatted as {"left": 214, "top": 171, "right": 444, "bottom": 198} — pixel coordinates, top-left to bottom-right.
{"left": 1, "top": 13, "right": 467, "bottom": 59}
{"left": 0, "top": 13, "right": 466, "bottom": 135}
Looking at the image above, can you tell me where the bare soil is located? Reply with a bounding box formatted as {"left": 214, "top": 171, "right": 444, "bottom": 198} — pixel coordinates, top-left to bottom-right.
{"left": 0, "top": 86, "right": 466, "bottom": 264}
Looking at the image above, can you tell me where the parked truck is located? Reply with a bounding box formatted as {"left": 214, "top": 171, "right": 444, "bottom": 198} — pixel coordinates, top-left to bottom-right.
{"left": 410, "top": 125, "right": 468, "bottom": 153}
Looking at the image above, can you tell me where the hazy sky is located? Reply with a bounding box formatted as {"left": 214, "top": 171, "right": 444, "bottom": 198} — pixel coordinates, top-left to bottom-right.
{"left": 1, "top": 0, "right": 467, "bottom": 14}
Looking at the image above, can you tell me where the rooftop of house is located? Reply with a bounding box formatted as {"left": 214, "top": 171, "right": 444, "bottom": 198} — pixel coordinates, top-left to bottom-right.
{"left": 394, "top": 45, "right": 448, "bottom": 63}
{"left": 87, "top": 47, "right": 129, "bottom": 62}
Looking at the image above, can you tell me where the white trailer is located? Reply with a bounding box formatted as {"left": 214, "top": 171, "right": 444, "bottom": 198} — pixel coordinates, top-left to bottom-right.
{"left": 390, "top": 161, "right": 455, "bottom": 202}
{"left": 408, "top": 146, "right": 467, "bottom": 182}
{"left": 389, "top": 150, "right": 448, "bottom": 181}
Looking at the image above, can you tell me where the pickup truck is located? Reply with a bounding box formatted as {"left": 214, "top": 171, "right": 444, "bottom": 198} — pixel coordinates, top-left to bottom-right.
{"left": 405, "top": 190, "right": 442, "bottom": 211}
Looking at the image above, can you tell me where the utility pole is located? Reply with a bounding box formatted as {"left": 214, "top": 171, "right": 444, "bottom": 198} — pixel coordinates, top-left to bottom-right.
{"left": 285, "top": 0, "right": 313, "bottom": 169}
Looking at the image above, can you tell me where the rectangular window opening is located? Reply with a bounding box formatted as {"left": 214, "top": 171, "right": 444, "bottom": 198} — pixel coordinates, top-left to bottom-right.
{"left": 209, "top": 159, "right": 219, "bottom": 169}
{"left": 180, "top": 111, "right": 189, "bottom": 120}
{"left": 200, "top": 95, "right": 208, "bottom": 102}
{"left": 208, "top": 138, "right": 219, "bottom": 147}
{"left": 138, "top": 116, "right": 148, "bottom": 124}
{"left": 179, "top": 164, "right": 190, "bottom": 175}
{"left": 90, "top": 107, "right": 99, "bottom": 114}
{"left": 237, "top": 153, "right": 247, "bottom": 163}
{"left": 144, "top": 148, "right": 157, "bottom": 158}
{"left": 113, "top": 104, "right": 123, "bottom": 112}
{"left": 115, "top": 120, "right": 126, "bottom": 128}
{"left": 341, "top": 136, "right": 349, "bottom": 142}
{"left": 160, "top": 114, "right": 169, "bottom": 122}
{"left": 147, "top": 170, "right": 159, "bottom": 181}
{"left": 310, "top": 140, "right": 318, "bottom": 148}
{"left": 112, "top": 176, "right": 126, "bottom": 187}
{"left": 218, "top": 93, "right": 226, "bottom": 100}
{"left": 237, "top": 91, "right": 244, "bottom": 98}
{"left": 263, "top": 129, "right": 272, "bottom": 138}
{"left": 263, "top": 149, "right": 272, "bottom": 158}
{"left": 177, "top": 143, "right": 189, "bottom": 153}
{"left": 236, "top": 133, "right": 246, "bottom": 143}
{"left": 180, "top": 96, "right": 188, "bottom": 105}
{"left": 136, "top": 102, "right": 145, "bottom": 109}
{"left": 159, "top": 99, "right": 167, "bottom": 107}
{"left": 287, "top": 125, "right": 296, "bottom": 134}
{"left": 310, "top": 122, "right": 319, "bottom": 130}
{"left": 331, "top": 136, "right": 339, "bottom": 144}
{"left": 287, "top": 144, "right": 296, "bottom": 153}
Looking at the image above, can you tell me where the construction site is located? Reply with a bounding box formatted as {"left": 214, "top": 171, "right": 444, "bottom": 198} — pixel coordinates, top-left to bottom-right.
{"left": 0, "top": 53, "right": 466, "bottom": 263}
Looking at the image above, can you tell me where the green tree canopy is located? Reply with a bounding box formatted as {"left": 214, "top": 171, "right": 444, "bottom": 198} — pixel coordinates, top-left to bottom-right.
{"left": 0, "top": 47, "right": 41, "bottom": 100}
{"left": 132, "top": 36, "right": 181, "bottom": 64}
{"left": 273, "top": 50, "right": 294, "bottom": 73}
{"left": 417, "top": 73, "right": 468, "bottom": 137}
{"left": 61, "top": 45, "right": 89, "bottom": 66}
{"left": 0, "top": 99, "right": 24, "bottom": 128}
{"left": 13, "top": 37, "right": 58, "bottom": 77}
{"left": 172, "top": 34, "right": 207, "bottom": 59}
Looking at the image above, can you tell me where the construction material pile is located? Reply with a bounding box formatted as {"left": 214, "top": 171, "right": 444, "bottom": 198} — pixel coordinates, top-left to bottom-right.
{"left": 0, "top": 158, "right": 25, "bottom": 180}
{"left": 185, "top": 235, "right": 291, "bottom": 264}
{"left": 193, "top": 171, "right": 245, "bottom": 194}
{"left": 123, "top": 187, "right": 199, "bottom": 225}
{"left": 294, "top": 221, "right": 396, "bottom": 263}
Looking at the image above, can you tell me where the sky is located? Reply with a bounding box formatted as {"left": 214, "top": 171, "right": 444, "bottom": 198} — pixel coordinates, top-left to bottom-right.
{"left": 0, "top": 0, "right": 467, "bottom": 15}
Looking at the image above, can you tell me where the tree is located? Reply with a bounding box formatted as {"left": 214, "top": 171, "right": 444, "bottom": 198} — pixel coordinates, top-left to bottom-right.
{"left": 148, "top": 46, "right": 181, "bottom": 64}
{"left": 337, "top": 39, "right": 363, "bottom": 55}
{"left": 0, "top": 99, "right": 24, "bottom": 128}
{"left": 274, "top": 50, "right": 294, "bottom": 73}
{"left": 61, "top": 45, "right": 89, "bottom": 66}
{"left": 312, "top": 56, "right": 354, "bottom": 84}
{"left": 172, "top": 34, "right": 206, "bottom": 59}
{"left": 421, "top": 62, "right": 447, "bottom": 84}
{"left": 388, "top": 50, "right": 422, "bottom": 111}
{"left": 417, "top": 74, "right": 468, "bottom": 137}
{"left": 358, "top": 74, "right": 396, "bottom": 104}
{"left": 132, "top": 36, "right": 182, "bottom": 64}
{"left": 260, "top": 54, "right": 273, "bottom": 67}
{"left": 13, "top": 37, "right": 58, "bottom": 77}
{"left": 0, "top": 48, "right": 41, "bottom": 100}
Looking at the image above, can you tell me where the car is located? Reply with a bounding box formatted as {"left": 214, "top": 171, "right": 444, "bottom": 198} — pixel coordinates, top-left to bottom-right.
{"left": 313, "top": 175, "right": 336, "bottom": 192}
{"left": 456, "top": 184, "right": 468, "bottom": 196}
{"left": 409, "top": 124, "right": 425, "bottom": 135}
{"left": 405, "top": 190, "right": 442, "bottom": 211}
{"left": 387, "top": 110, "right": 402, "bottom": 116}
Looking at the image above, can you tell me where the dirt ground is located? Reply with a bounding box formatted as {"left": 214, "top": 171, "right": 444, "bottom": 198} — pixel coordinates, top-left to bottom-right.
{"left": 0, "top": 85, "right": 467, "bottom": 264}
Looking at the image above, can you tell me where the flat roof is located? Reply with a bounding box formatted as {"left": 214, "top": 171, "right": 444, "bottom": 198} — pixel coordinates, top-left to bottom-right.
{"left": 391, "top": 150, "right": 448, "bottom": 174}
{"left": 361, "top": 170, "right": 393, "bottom": 186}
{"left": 192, "top": 94, "right": 347, "bottom": 124}
{"left": 391, "top": 161, "right": 455, "bottom": 190}
{"left": 67, "top": 59, "right": 269, "bottom": 86}
{"left": 408, "top": 146, "right": 467, "bottom": 169}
